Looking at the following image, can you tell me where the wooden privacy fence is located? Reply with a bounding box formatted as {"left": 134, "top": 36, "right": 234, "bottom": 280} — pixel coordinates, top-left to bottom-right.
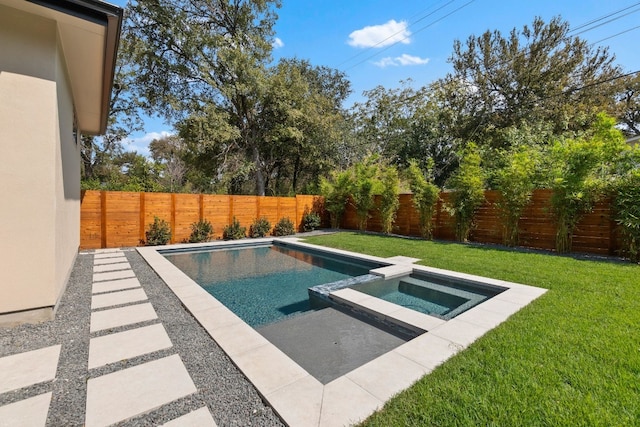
{"left": 341, "top": 189, "right": 623, "bottom": 256}
{"left": 80, "top": 190, "right": 322, "bottom": 249}
{"left": 81, "top": 189, "right": 622, "bottom": 255}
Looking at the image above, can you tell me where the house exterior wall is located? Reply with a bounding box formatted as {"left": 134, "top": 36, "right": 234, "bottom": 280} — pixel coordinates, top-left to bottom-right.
{"left": 0, "top": 5, "right": 79, "bottom": 321}
{"left": 54, "top": 27, "right": 81, "bottom": 311}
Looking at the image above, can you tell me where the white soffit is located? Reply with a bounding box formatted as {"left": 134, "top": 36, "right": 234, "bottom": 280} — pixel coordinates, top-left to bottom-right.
{"left": 1, "top": 0, "right": 119, "bottom": 134}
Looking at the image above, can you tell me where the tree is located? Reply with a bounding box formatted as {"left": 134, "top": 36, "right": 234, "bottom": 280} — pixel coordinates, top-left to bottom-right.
{"left": 614, "top": 73, "right": 640, "bottom": 137}
{"left": 351, "top": 80, "right": 461, "bottom": 186}
{"left": 443, "top": 16, "right": 621, "bottom": 148}
{"left": 255, "top": 58, "right": 351, "bottom": 194}
{"left": 126, "top": 0, "right": 280, "bottom": 195}
{"left": 149, "top": 135, "right": 187, "bottom": 192}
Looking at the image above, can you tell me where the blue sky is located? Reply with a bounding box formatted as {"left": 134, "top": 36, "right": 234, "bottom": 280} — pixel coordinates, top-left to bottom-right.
{"left": 109, "top": 0, "right": 640, "bottom": 155}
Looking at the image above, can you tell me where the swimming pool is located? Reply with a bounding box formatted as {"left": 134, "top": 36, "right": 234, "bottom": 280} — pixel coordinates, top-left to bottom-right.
{"left": 163, "top": 242, "right": 388, "bottom": 327}
{"left": 350, "top": 272, "right": 505, "bottom": 320}
{"left": 139, "top": 236, "right": 547, "bottom": 426}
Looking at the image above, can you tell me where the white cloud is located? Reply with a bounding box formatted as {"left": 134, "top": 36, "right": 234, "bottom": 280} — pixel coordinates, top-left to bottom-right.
{"left": 273, "top": 37, "right": 284, "bottom": 49}
{"left": 122, "top": 130, "right": 174, "bottom": 158}
{"left": 348, "top": 19, "right": 410, "bottom": 48}
{"left": 374, "top": 54, "right": 430, "bottom": 68}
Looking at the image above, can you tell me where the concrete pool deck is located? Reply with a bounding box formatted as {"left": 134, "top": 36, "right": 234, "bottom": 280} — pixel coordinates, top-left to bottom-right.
{"left": 0, "top": 238, "right": 546, "bottom": 426}
{"left": 137, "top": 237, "right": 548, "bottom": 426}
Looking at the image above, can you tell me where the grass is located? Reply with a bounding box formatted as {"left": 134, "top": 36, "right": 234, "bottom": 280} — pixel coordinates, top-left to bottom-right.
{"left": 302, "top": 232, "right": 640, "bottom": 426}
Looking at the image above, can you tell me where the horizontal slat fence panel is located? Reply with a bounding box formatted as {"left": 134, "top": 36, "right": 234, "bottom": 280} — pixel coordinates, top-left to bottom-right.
{"left": 331, "top": 189, "right": 623, "bottom": 256}
{"left": 80, "top": 191, "right": 324, "bottom": 249}
{"left": 80, "top": 191, "right": 102, "bottom": 249}
{"left": 202, "top": 195, "right": 230, "bottom": 239}
{"left": 80, "top": 189, "right": 624, "bottom": 256}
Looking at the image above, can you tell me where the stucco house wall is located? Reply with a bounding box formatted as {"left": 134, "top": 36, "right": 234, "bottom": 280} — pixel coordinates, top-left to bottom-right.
{"left": 0, "top": 1, "right": 121, "bottom": 324}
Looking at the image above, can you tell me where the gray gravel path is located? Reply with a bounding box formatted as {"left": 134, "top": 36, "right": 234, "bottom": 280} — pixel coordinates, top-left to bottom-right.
{"left": 0, "top": 249, "right": 284, "bottom": 427}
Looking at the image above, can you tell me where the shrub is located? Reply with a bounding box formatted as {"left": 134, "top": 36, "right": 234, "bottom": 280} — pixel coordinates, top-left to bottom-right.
{"left": 145, "top": 216, "right": 171, "bottom": 246}
{"left": 320, "top": 170, "right": 353, "bottom": 228}
{"left": 250, "top": 217, "right": 271, "bottom": 238}
{"left": 188, "top": 219, "right": 213, "bottom": 243}
{"left": 273, "top": 217, "right": 295, "bottom": 236}
{"left": 445, "top": 143, "right": 485, "bottom": 242}
{"left": 351, "top": 159, "right": 379, "bottom": 231}
{"left": 301, "top": 210, "right": 321, "bottom": 232}
{"left": 378, "top": 165, "right": 400, "bottom": 234}
{"left": 549, "top": 139, "right": 603, "bottom": 253}
{"left": 407, "top": 160, "right": 440, "bottom": 239}
{"left": 495, "top": 146, "right": 538, "bottom": 246}
{"left": 614, "top": 170, "right": 640, "bottom": 262}
{"left": 223, "top": 217, "right": 246, "bottom": 240}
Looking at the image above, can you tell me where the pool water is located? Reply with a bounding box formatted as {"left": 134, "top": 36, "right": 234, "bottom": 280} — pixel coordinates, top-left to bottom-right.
{"left": 351, "top": 274, "right": 504, "bottom": 320}
{"left": 163, "top": 244, "right": 375, "bottom": 327}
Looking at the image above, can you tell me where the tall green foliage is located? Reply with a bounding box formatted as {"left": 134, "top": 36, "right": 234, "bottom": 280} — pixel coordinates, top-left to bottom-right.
{"left": 614, "top": 169, "right": 640, "bottom": 262}
{"left": 495, "top": 146, "right": 538, "bottom": 246}
{"left": 407, "top": 160, "right": 440, "bottom": 239}
{"left": 549, "top": 139, "right": 603, "bottom": 253}
{"left": 548, "top": 114, "right": 627, "bottom": 253}
{"left": 351, "top": 158, "right": 380, "bottom": 231}
{"left": 446, "top": 143, "right": 485, "bottom": 242}
{"left": 320, "top": 170, "right": 353, "bottom": 228}
{"left": 378, "top": 166, "right": 400, "bottom": 234}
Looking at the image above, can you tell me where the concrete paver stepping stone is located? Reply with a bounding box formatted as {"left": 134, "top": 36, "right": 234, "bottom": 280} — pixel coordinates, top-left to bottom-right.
{"left": 91, "top": 288, "right": 148, "bottom": 310}
{"left": 160, "top": 407, "right": 217, "bottom": 427}
{"left": 90, "top": 303, "right": 158, "bottom": 333}
{"left": 93, "top": 262, "right": 132, "bottom": 273}
{"left": 0, "top": 392, "right": 52, "bottom": 427}
{"left": 94, "top": 251, "right": 124, "bottom": 259}
{"left": 93, "top": 255, "right": 128, "bottom": 265}
{"left": 0, "top": 345, "right": 61, "bottom": 393}
{"left": 85, "top": 355, "right": 197, "bottom": 427}
{"left": 88, "top": 324, "right": 172, "bottom": 369}
{"left": 93, "top": 269, "right": 136, "bottom": 283}
{"left": 92, "top": 277, "right": 141, "bottom": 294}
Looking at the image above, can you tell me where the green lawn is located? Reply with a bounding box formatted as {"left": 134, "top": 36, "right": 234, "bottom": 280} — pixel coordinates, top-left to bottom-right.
{"left": 302, "top": 232, "right": 640, "bottom": 426}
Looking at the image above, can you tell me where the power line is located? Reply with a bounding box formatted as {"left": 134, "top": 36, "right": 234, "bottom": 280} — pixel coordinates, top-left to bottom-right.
{"left": 571, "top": 5, "right": 640, "bottom": 36}
{"left": 568, "top": 1, "right": 640, "bottom": 34}
{"left": 336, "top": 0, "right": 460, "bottom": 68}
{"left": 563, "top": 69, "right": 640, "bottom": 96}
{"left": 591, "top": 24, "right": 640, "bottom": 45}
{"left": 344, "top": 0, "right": 476, "bottom": 71}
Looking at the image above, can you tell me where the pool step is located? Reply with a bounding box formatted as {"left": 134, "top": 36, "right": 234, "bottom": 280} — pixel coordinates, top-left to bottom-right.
{"left": 329, "top": 288, "right": 445, "bottom": 335}
{"left": 370, "top": 264, "right": 414, "bottom": 279}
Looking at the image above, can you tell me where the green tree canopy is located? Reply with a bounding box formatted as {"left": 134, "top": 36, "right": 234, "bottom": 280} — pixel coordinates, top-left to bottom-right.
{"left": 442, "top": 16, "right": 621, "bottom": 148}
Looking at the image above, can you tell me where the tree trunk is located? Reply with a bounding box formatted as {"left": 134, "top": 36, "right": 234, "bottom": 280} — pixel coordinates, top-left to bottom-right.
{"left": 253, "top": 146, "right": 266, "bottom": 196}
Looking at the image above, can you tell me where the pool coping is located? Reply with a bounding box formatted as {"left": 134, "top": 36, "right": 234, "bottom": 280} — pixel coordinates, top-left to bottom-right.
{"left": 138, "top": 238, "right": 547, "bottom": 427}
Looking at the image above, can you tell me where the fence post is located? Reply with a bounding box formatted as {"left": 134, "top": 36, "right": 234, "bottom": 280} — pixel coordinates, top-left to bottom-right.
{"left": 170, "top": 193, "right": 176, "bottom": 244}
{"left": 199, "top": 194, "right": 204, "bottom": 222}
{"left": 139, "top": 192, "right": 146, "bottom": 245}
{"left": 100, "top": 191, "right": 107, "bottom": 249}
